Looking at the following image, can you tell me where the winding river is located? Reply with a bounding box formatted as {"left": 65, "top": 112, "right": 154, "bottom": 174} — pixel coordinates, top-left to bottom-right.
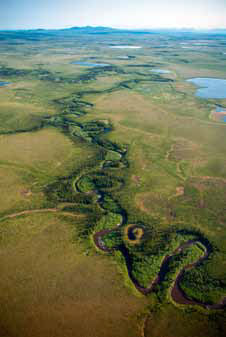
{"left": 50, "top": 82, "right": 226, "bottom": 310}
{"left": 87, "top": 124, "right": 226, "bottom": 309}
{"left": 94, "top": 226, "right": 226, "bottom": 309}
{"left": 1, "top": 63, "right": 225, "bottom": 311}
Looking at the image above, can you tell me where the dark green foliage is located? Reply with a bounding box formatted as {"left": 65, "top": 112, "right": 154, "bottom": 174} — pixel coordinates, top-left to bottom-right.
{"left": 45, "top": 178, "right": 76, "bottom": 202}
{"left": 180, "top": 266, "right": 226, "bottom": 304}
{"left": 68, "top": 193, "right": 95, "bottom": 205}
{"left": 0, "top": 65, "right": 30, "bottom": 77}
{"left": 94, "top": 212, "right": 123, "bottom": 231}
{"left": 100, "top": 194, "right": 122, "bottom": 213}
{"left": 102, "top": 230, "right": 123, "bottom": 249}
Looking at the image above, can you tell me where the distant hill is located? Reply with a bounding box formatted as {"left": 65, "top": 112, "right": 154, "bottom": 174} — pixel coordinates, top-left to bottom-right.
{"left": 66, "top": 26, "right": 226, "bottom": 35}
{"left": 66, "top": 26, "right": 156, "bottom": 34}
{"left": 0, "top": 26, "right": 226, "bottom": 37}
{"left": 69, "top": 26, "right": 118, "bottom": 32}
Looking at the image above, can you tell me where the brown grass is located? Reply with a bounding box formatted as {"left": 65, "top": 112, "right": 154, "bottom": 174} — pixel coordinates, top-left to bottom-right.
{"left": 0, "top": 128, "right": 92, "bottom": 173}
{"left": 0, "top": 213, "right": 147, "bottom": 337}
{"left": 145, "top": 304, "right": 226, "bottom": 337}
{"left": 0, "top": 128, "right": 95, "bottom": 213}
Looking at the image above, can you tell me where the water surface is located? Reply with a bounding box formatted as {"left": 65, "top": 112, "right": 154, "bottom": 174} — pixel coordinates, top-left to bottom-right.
{"left": 187, "top": 78, "right": 226, "bottom": 99}
{"left": 150, "top": 69, "right": 171, "bottom": 74}
{"left": 117, "top": 55, "right": 136, "bottom": 60}
{"left": 117, "top": 56, "right": 129, "bottom": 59}
{"left": 0, "top": 81, "right": 10, "bottom": 87}
{"left": 193, "top": 43, "right": 208, "bottom": 46}
{"left": 110, "top": 45, "right": 141, "bottom": 49}
{"left": 216, "top": 106, "right": 226, "bottom": 113}
{"left": 71, "top": 61, "right": 110, "bottom": 67}
{"left": 215, "top": 106, "right": 226, "bottom": 123}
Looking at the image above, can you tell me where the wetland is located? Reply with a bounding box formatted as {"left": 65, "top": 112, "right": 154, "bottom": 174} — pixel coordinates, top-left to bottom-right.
{"left": 0, "top": 27, "right": 226, "bottom": 337}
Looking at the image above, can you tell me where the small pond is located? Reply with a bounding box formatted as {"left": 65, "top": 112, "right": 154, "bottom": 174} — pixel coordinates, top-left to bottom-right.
{"left": 110, "top": 45, "right": 141, "bottom": 49}
{"left": 216, "top": 106, "right": 226, "bottom": 113}
{"left": 187, "top": 78, "right": 226, "bottom": 99}
{"left": 117, "top": 55, "right": 136, "bottom": 60}
{"left": 0, "top": 81, "right": 10, "bottom": 87}
{"left": 150, "top": 69, "right": 171, "bottom": 74}
{"left": 117, "top": 56, "right": 129, "bottom": 59}
{"left": 71, "top": 61, "right": 110, "bottom": 67}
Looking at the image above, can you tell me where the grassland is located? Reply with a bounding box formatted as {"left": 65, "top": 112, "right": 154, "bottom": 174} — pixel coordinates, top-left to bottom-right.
{"left": 0, "top": 128, "right": 96, "bottom": 215}
{"left": 0, "top": 213, "right": 146, "bottom": 337}
{"left": 145, "top": 303, "right": 226, "bottom": 337}
{"left": 0, "top": 28, "right": 226, "bottom": 337}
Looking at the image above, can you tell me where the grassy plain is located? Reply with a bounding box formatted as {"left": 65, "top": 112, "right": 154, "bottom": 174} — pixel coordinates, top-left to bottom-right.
{"left": 0, "top": 128, "right": 95, "bottom": 214}
{"left": 145, "top": 304, "right": 226, "bottom": 337}
{"left": 0, "top": 28, "right": 226, "bottom": 337}
{"left": 0, "top": 213, "right": 146, "bottom": 337}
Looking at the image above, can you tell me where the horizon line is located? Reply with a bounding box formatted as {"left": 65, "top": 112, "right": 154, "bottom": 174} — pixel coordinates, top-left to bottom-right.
{"left": 1, "top": 25, "right": 226, "bottom": 32}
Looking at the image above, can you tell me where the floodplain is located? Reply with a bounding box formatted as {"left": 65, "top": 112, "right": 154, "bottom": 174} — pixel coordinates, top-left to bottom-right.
{"left": 0, "top": 27, "right": 226, "bottom": 337}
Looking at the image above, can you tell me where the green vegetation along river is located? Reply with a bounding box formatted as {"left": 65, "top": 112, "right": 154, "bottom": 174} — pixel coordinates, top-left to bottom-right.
{"left": 1, "top": 28, "right": 226, "bottom": 337}
{"left": 0, "top": 57, "right": 226, "bottom": 314}
{"left": 41, "top": 73, "right": 226, "bottom": 310}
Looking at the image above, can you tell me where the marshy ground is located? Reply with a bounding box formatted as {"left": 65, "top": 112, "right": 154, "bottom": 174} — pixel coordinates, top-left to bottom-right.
{"left": 0, "top": 28, "right": 226, "bottom": 337}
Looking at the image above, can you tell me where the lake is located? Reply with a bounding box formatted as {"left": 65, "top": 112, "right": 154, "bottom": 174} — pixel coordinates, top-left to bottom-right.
{"left": 71, "top": 61, "right": 110, "bottom": 67}
{"left": 187, "top": 78, "right": 226, "bottom": 99}
{"left": 0, "top": 81, "right": 10, "bottom": 87}
{"left": 110, "top": 45, "right": 141, "bottom": 49}
{"left": 150, "top": 69, "right": 171, "bottom": 74}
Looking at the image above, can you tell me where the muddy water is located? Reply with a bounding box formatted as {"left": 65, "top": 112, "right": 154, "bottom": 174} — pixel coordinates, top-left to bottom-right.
{"left": 211, "top": 106, "right": 226, "bottom": 122}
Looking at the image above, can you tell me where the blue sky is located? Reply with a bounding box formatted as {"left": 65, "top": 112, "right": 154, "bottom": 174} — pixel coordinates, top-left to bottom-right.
{"left": 1, "top": 0, "right": 226, "bottom": 30}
